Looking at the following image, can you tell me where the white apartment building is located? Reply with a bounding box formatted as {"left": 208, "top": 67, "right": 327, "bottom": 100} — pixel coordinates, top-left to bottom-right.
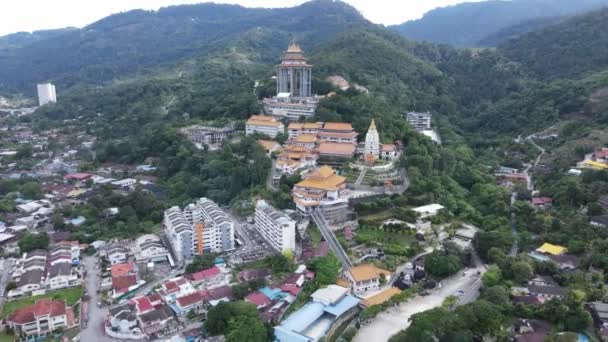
{"left": 245, "top": 115, "right": 285, "bottom": 138}
{"left": 254, "top": 200, "right": 296, "bottom": 252}
{"left": 164, "top": 206, "right": 193, "bottom": 264}
{"left": 406, "top": 111, "right": 432, "bottom": 131}
{"left": 164, "top": 198, "right": 235, "bottom": 264}
{"left": 37, "top": 83, "right": 57, "bottom": 106}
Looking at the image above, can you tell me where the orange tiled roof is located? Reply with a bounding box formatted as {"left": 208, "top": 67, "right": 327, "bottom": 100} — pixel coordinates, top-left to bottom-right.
{"left": 292, "top": 134, "right": 317, "bottom": 143}
{"left": 362, "top": 287, "right": 401, "bottom": 307}
{"left": 349, "top": 264, "right": 391, "bottom": 282}
{"left": 295, "top": 167, "right": 345, "bottom": 191}
{"left": 247, "top": 119, "right": 282, "bottom": 128}
{"left": 258, "top": 140, "right": 280, "bottom": 152}
{"left": 382, "top": 144, "right": 396, "bottom": 152}
{"left": 322, "top": 122, "right": 353, "bottom": 131}
{"left": 318, "top": 142, "right": 356, "bottom": 156}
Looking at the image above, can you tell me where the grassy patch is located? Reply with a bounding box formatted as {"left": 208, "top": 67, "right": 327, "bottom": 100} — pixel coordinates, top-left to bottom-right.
{"left": 2, "top": 286, "right": 83, "bottom": 318}
{"left": 359, "top": 209, "right": 395, "bottom": 223}
{"left": 0, "top": 332, "right": 14, "bottom": 342}
{"left": 308, "top": 225, "right": 322, "bottom": 248}
{"left": 355, "top": 228, "right": 414, "bottom": 245}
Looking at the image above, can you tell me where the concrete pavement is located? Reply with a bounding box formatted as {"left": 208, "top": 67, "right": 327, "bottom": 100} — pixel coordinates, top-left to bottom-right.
{"left": 80, "top": 256, "right": 116, "bottom": 342}
{"left": 353, "top": 263, "right": 487, "bottom": 342}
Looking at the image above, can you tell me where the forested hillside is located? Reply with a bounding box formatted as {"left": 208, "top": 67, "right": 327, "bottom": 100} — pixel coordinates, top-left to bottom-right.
{"left": 0, "top": 28, "right": 76, "bottom": 49}
{"left": 390, "top": 0, "right": 608, "bottom": 47}
{"left": 0, "top": 0, "right": 369, "bottom": 94}
{"left": 500, "top": 8, "right": 608, "bottom": 80}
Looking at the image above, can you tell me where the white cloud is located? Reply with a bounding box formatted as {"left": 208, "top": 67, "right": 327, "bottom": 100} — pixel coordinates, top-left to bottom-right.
{"left": 0, "top": 0, "right": 486, "bottom": 36}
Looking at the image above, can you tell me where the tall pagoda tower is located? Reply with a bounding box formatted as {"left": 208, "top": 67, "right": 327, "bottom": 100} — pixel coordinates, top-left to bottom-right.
{"left": 364, "top": 119, "right": 380, "bottom": 158}
{"left": 276, "top": 42, "right": 312, "bottom": 98}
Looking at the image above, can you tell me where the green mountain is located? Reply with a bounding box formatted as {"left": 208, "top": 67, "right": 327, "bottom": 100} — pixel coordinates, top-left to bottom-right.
{"left": 500, "top": 8, "right": 608, "bottom": 80}
{"left": 0, "top": 28, "right": 77, "bottom": 49}
{"left": 0, "top": 0, "right": 369, "bottom": 94}
{"left": 476, "top": 16, "right": 564, "bottom": 47}
{"left": 390, "top": 0, "right": 608, "bottom": 47}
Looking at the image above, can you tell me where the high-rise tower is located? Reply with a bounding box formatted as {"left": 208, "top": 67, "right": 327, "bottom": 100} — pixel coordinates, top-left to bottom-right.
{"left": 276, "top": 42, "right": 312, "bottom": 98}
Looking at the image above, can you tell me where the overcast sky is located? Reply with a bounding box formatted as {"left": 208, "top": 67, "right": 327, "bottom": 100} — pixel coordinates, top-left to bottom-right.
{"left": 0, "top": 0, "right": 487, "bottom": 36}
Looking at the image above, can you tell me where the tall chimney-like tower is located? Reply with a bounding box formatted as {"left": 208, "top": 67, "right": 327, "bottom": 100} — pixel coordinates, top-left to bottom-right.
{"left": 276, "top": 41, "right": 312, "bottom": 98}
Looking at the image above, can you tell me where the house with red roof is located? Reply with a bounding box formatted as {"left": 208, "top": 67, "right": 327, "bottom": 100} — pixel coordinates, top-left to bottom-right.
{"left": 175, "top": 291, "right": 207, "bottom": 316}
{"left": 112, "top": 275, "right": 138, "bottom": 296}
{"left": 111, "top": 263, "right": 136, "bottom": 278}
{"left": 158, "top": 277, "right": 195, "bottom": 304}
{"left": 131, "top": 296, "right": 154, "bottom": 315}
{"left": 280, "top": 284, "right": 302, "bottom": 297}
{"left": 7, "top": 299, "right": 71, "bottom": 336}
{"left": 189, "top": 266, "right": 221, "bottom": 284}
{"left": 64, "top": 173, "right": 94, "bottom": 181}
{"left": 531, "top": 197, "right": 553, "bottom": 209}
{"left": 245, "top": 292, "right": 271, "bottom": 309}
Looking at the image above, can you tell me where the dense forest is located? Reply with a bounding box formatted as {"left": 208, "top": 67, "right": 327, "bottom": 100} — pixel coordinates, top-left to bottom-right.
{"left": 3, "top": 1, "right": 608, "bottom": 339}
{"left": 0, "top": 0, "right": 369, "bottom": 94}
{"left": 390, "top": 0, "right": 608, "bottom": 47}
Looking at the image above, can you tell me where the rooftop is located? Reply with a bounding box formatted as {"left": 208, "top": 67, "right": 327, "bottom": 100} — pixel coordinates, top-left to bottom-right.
{"left": 318, "top": 142, "right": 356, "bottom": 156}
{"left": 8, "top": 299, "right": 66, "bottom": 324}
{"left": 348, "top": 264, "right": 391, "bottom": 282}
{"left": 536, "top": 243, "right": 567, "bottom": 256}
{"left": 361, "top": 287, "right": 402, "bottom": 307}
{"left": 111, "top": 263, "right": 135, "bottom": 277}
{"left": 322, "top": 122, "right": 353, "bottom": 132}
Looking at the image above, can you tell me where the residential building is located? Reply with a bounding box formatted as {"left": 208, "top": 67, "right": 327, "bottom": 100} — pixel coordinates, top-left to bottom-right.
{"left": 163, "top": 206, "right": 192, "bottom": 264}
{"left": 587, "top": 302, "right": 608, "bottom": 340}
{"left": 180, "top": 123, "right": 236, "bottom": 147}
{"left": 364, "top": 119, "right": 380, "bottom": 158}
{"left": 531, "top": 197, "right": 553, "bottom": 209}
{"left": 16, "top": 269, "right": 45, "bottom": 295}
{"left": 46, "top": 263, "right": 79, "bottom": 290}
{"left": 107, "top": 245, "right": 129, "bottom": 265}
{"left": 37, "top": 83, "right": 57, "bottom": 106}
{"left": 254, "top": 200, "right": 296, "bottom": 252}
{"left": 245, "top": 115, "right": 285, "bottom": 138}
{"left": 274, "top": 285, "right": 360, "bottom": 342}
{"left": 7, "top": 299, "right": 68, "bottom": 336}
{"left": 344, "top": 264, "right": 392, "bottom": 295}
{"left": 292, "top": 166, "right": 349, "bottom": 223}
{"left": 185, "top": 198, "right": 235, "bottom": 253}
{"left": 174, "top": 291, "right": 207, "bottom": 316}
{"left": 134, "top": 234, "right": 170, "bottom": 263}
{"left": 107, "top": 303, "right": 142, "bottom": 338}
{"left": 137, "top": 304, "right": 176, "bottom": 337}
{"left": 405, "top": 111, "right": 432, "bottom": 131}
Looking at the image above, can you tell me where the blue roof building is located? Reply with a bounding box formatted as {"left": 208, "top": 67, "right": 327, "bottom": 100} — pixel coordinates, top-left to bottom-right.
{"left": 274, "top": 285, "right": 360, "bottom": 342}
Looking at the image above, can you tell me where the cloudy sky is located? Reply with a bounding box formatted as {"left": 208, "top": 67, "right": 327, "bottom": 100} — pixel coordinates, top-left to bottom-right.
{"left": 0, "top": 0, "right": 486, "bottom": 36}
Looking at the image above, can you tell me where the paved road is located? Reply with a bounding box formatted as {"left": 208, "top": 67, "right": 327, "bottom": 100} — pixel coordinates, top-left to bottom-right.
{"left": 80, "top": 256, "right": 116, "bottom": 342}
{"left": 509, "top": 192, "right": 519, "bottom": 257}
{"left": 354, "top": 263, "right": 487, "bottom": 342}
{"left": 0, "top": 258, "right": 15, "bottom": 309}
